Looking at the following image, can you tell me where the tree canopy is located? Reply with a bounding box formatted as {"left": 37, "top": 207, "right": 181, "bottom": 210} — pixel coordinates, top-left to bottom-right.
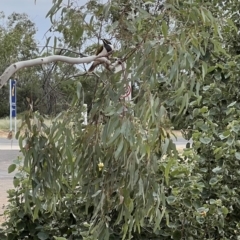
{"left": 1, "top": 0, "right": 240, "bottom": 239}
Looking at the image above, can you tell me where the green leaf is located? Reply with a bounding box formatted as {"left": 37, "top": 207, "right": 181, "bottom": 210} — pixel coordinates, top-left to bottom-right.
{"left": 212, "top": 166, "right": 222, "bottom": 173}
{"left": 202, "top": 61, "right": 208, "bottom": 80}
{"left": 153, "top": 207, "right": 165, "bottom": 232}
{"left": 209, "top": 177, "right": 218, "bottom": 185}
{"left": 200, "top": 8, "right": 206, "bottom": 23}
{"left": 45, "top": 0, "right": 63, "bottom": 22}
{"left": 196, "top": 81, "right": 200, "bottom": 96}
{"left": 92, "top": 190, "right": 102, "bottom": 198}
{"left": 107, "top": 128, "right": 121, "bottom": 145}
{"left": 54, "top": 237, "right": 67, "bottom": 240}
{"left": 226, "top": 18, "right": 238, "bottom": 32}
{"left": 108, "top": 20, "right": 119, "bottom": 32}
{"left": 37, "top": 232, "right": 49, "bottom": 240}
{"left": 227, "top": 101, "right": 236, "bottom": 108}
{"left": 76, "top": 82, "right": 82, "bottom": 99}
{"left": 197, "top": 207, "right": 208, "bottom": 213}
{"left": 178, "top": 93, "right": 187, "bottom": 115}
{"left": 199, "top": 137, "right": 211, "bottom": 144}
{"left": 209, "top": 199, "right": 216, "bottom": 204}
{"left": 114, "top": 137, "right": 124, "bottom": 159}
{"left": 33, "top": 202, "right": 40, "bottom": 221}
{"left": 162, "top": 20, "right": 168, "bottom": 37}
{"left": 165, "top": 157, "right": 174, "bottom": 186}
{"left": 183, "top": 199, "right": 191, "bottom": 208}
{"left": 235, "top": 152, "right": 240, "bottom": 160}
{"left": 138, "top": 178, "right": 145, "bottom": 204}
{"left": 53, "top": 36, "right": 57, "bottom": 52}
{"left": 161, "top": 138, "right": 170, "bottom": 154}
{"left": 167, "top": 195, "right": 176, "bottom": 205}
{"left": 221, "top": 206, "right": 228, "bottom": 215}
{"left": 13, "top": 178, "right": 20, "bottom": 187}
{"left": 196, "top": 216, "right": 205, "bottom": 224}
{"left": 103, "top": 2, "right": 111, "bottom": 20}
{"left": 8, "top": 164, "right": 16, "bottom": 173}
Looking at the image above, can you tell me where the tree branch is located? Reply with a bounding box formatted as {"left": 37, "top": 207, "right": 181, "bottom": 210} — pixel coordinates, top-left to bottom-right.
{"left": 0, "top": 54, "right": 111, "bottom": 89}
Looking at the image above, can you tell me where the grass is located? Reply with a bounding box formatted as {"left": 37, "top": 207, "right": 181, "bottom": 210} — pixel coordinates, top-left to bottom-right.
{"left": 0, "top": 118, "right": 21, "bottom": 130}
{"left": 0, "top": 118, "right": 22, "bottom": 138}
{"left": 0, "top": 116, "right": 57, "bottom": 138}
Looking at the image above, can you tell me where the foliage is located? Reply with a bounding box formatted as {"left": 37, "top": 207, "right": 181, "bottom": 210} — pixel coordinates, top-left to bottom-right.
{"left": 0, "top": 12, "right": 39, "bottom": 117}
{"left": 1, "top": 0, "right": 240, "bottom": 239}
{"left": 0, "top": 12, "right": 85, "bottom": 118}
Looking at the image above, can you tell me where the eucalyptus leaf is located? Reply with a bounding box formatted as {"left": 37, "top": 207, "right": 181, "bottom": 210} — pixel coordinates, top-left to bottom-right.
{"left": 200, "top": 137, "right": 211, "bottom": 144}
{"left": 8, "top": 164, "right": 16, "bottom": 173}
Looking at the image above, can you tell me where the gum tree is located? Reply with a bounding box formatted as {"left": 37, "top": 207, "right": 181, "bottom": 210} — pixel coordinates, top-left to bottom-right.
{"left": 1, "top": 0, "right": 240, "bottom": 239}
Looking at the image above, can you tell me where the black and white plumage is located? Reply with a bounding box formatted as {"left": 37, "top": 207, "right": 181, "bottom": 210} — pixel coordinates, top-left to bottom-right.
{"left": 88, "top": 39, "right": 114, "bottom": 72}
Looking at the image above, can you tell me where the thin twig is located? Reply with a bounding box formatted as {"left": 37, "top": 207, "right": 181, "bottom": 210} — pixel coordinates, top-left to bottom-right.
{"left": 37, "top": 45, "right": 88, "bottom": 57}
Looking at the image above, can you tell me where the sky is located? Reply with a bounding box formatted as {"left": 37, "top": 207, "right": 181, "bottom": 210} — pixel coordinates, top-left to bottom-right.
{"left": 1, "top": 0, "right": 53, "bottom": 44}
{"left": 1, "top": 0, "right": 88, "bottom": 45}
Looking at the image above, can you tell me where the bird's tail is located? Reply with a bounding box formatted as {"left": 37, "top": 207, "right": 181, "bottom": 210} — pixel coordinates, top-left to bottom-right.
{"left": 88, "top": 61, "right": 100, "bottom": 72}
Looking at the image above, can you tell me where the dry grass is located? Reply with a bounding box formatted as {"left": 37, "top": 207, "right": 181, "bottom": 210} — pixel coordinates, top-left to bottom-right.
{"left": 0, "top": 118, "right": 21, "bottom": 130}
{"left": 0, "top": 117, "right": 56, "bottom": 139}
{"left": 0, "top": 118, "right": 21, "bottom": 139}
{"left": 0, "top": 130, "right": 8, "bottom": 138}
{"left": 0, "top": 118, "right": 9, "bottom": 130}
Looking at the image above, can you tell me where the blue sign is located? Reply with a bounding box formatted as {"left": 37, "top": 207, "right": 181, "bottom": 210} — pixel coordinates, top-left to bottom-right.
{"left": 10, "top": 80, "right": 16, "bottom": 117}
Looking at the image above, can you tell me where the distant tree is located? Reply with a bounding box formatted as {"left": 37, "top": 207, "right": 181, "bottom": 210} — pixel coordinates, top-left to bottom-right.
{"left": 0, "top": 12, "right": 39, "bottom": 117}
{"left": 0, "top": 12, "right": 85, "bottom": 118}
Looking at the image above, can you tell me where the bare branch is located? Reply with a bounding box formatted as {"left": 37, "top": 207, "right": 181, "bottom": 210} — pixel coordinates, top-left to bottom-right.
{"left": 0, "top": 54, "right": 111, "bottom": 89}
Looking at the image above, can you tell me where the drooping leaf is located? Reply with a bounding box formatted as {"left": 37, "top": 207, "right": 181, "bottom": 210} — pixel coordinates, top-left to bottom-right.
{"left": 8, "top": 164, "right": 16, "bottom": 173}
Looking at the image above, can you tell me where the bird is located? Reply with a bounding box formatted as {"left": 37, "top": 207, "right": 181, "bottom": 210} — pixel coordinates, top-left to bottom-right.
{"left": 88, "top": 39, "right": 114, "bottom": 72}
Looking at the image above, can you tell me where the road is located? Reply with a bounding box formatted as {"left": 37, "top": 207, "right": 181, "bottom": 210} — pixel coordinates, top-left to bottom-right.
{"left": 172, "top": 136, "right": 192, "bottom": 149}
{"left": 0, "top": 138, "right": 19, "bottom": 150}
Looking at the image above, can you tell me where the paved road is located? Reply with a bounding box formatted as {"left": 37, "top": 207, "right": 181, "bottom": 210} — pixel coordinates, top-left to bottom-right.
{"left": 173, "top": 136, "right": 192, "bottom": 149}
{"left": 0, "top": 138, "right": 19, "bottom": 150}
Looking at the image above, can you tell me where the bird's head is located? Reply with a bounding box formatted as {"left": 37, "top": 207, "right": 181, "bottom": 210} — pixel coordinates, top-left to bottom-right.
{"left": 101, "top": 39, "right": 114, "bottom": 52}
{"left": 101, "top": 39, "right": 111, "bottom": 45}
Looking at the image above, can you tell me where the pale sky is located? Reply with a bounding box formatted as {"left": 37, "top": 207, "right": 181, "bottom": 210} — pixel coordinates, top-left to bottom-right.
{"left": 1, "top": 0, "right": 88, "bottom": 45}
{"left": 1, "top": 0, "right": 52, "bottom": 44}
